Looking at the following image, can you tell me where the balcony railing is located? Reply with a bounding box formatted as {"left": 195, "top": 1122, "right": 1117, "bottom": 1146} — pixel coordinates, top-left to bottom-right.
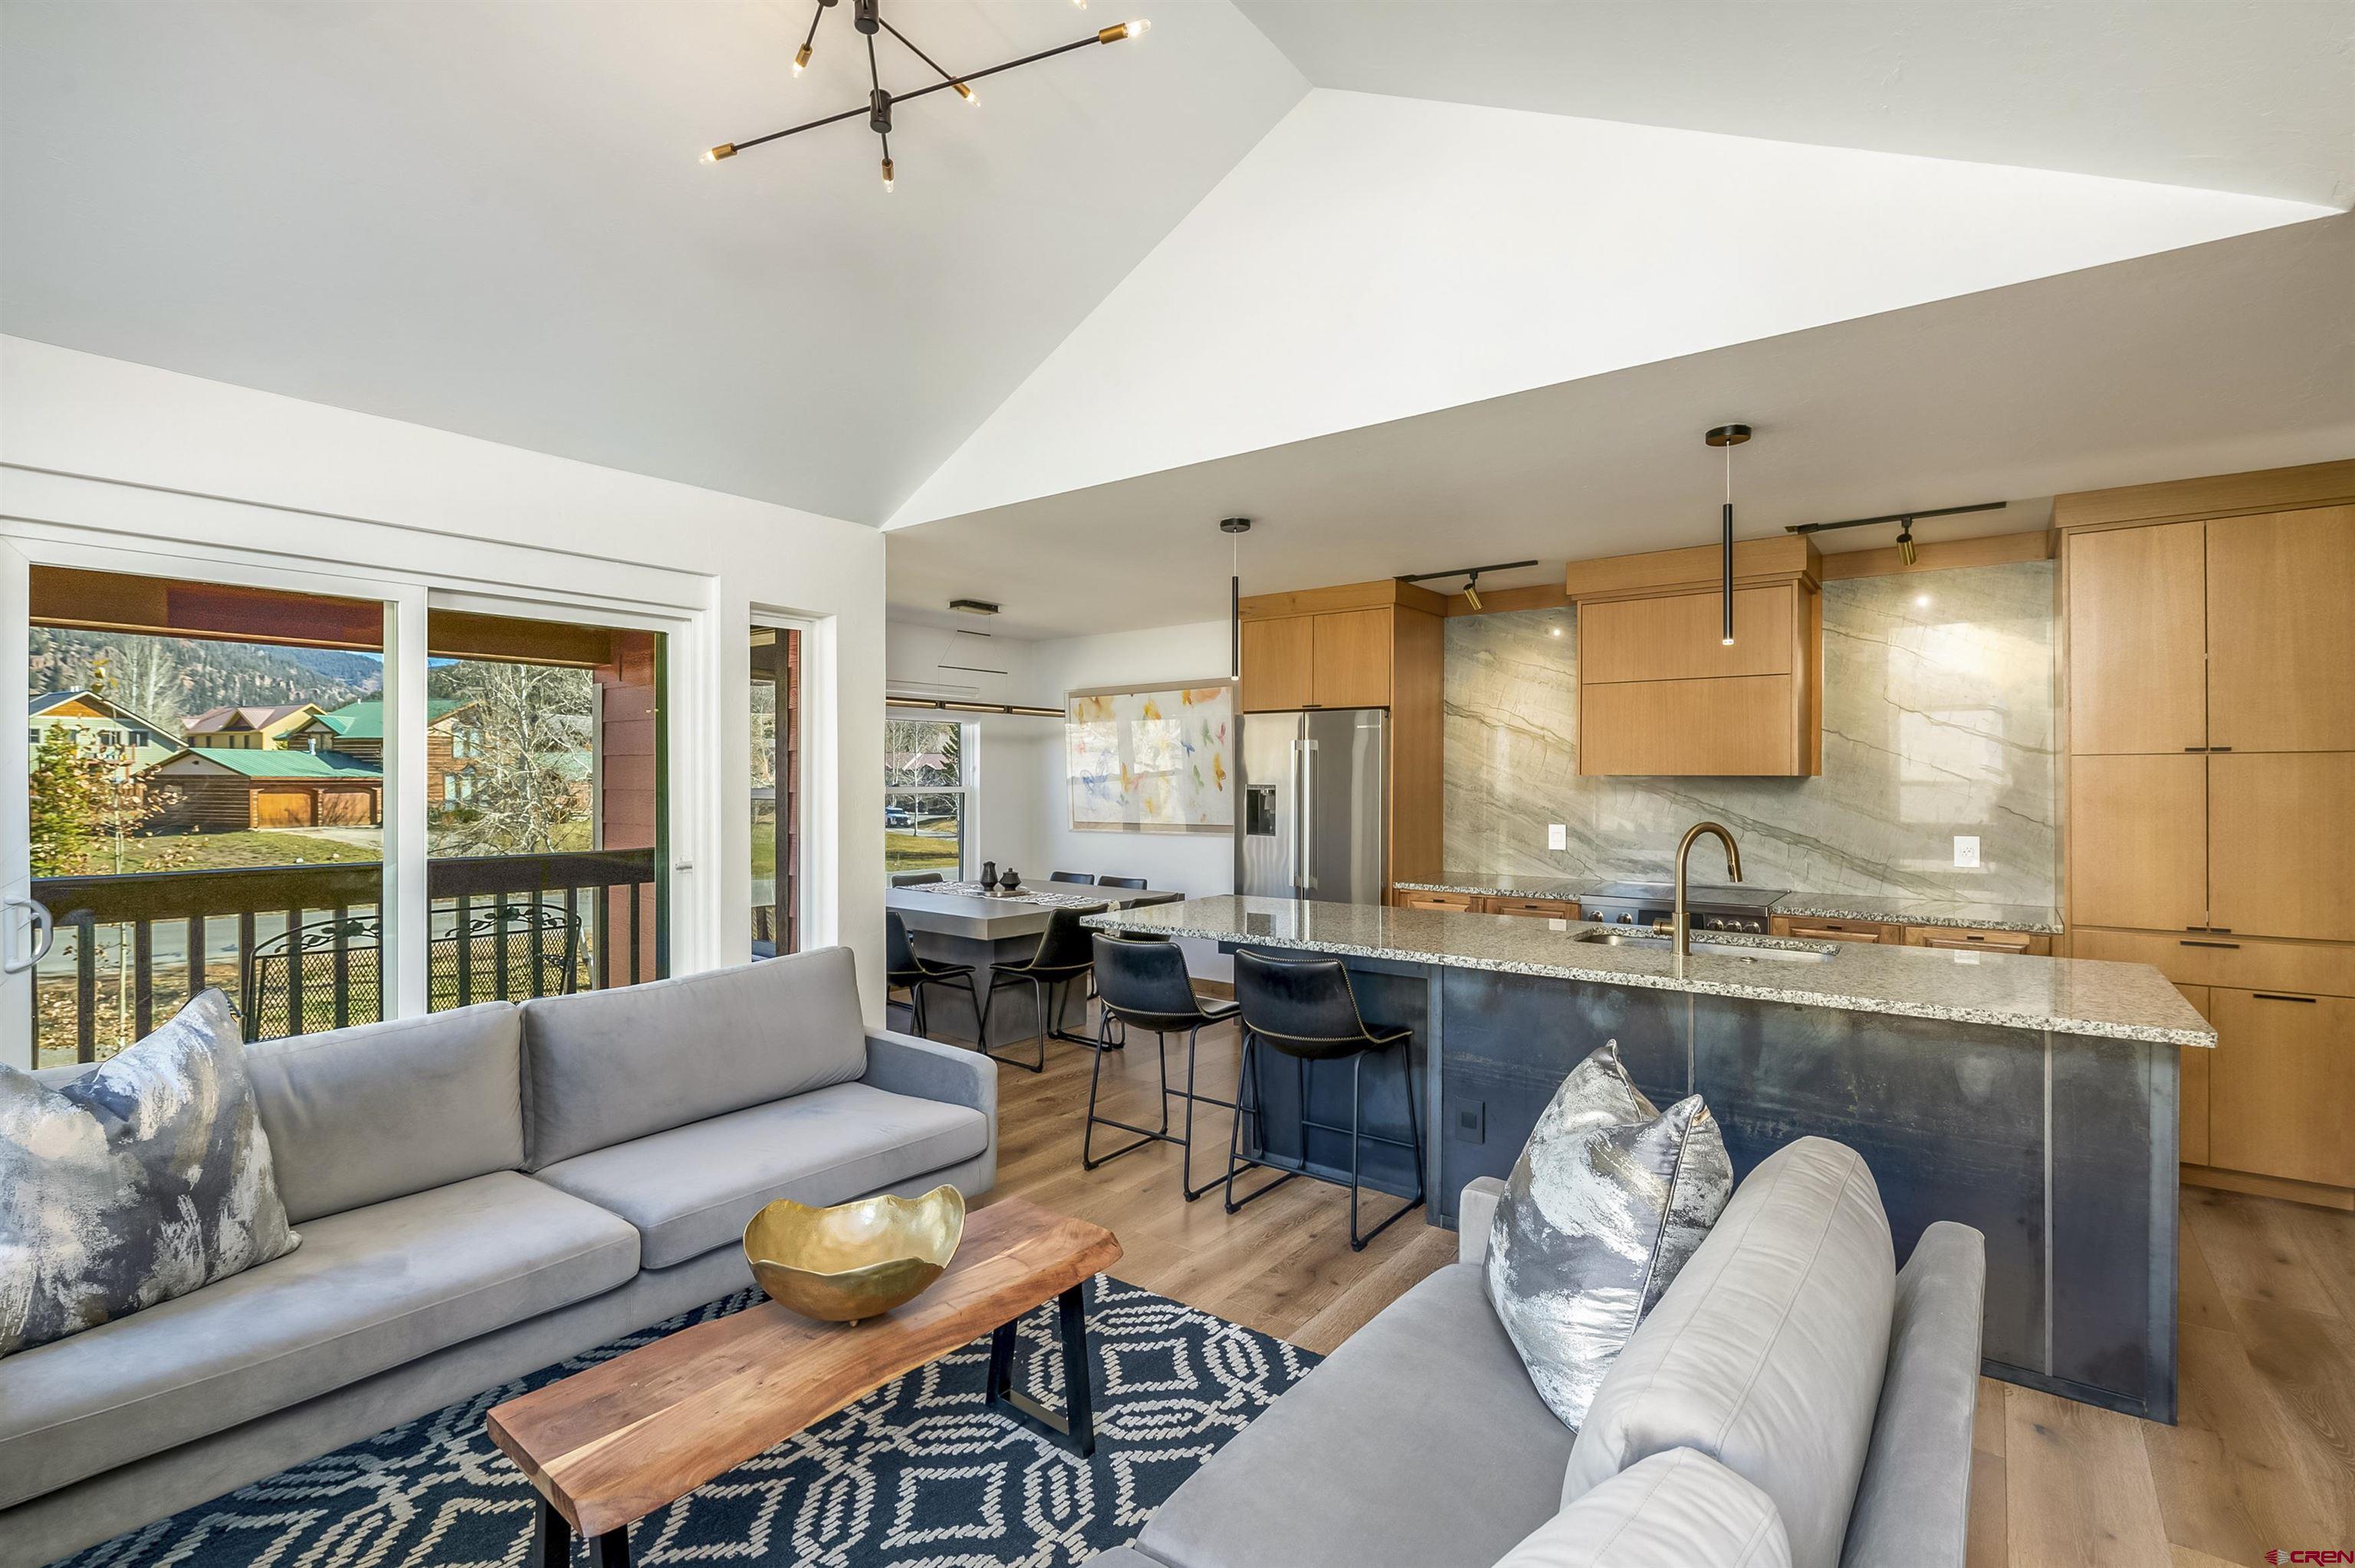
{"left": 30, "top": 848, "right": 662, "bottom": 1064}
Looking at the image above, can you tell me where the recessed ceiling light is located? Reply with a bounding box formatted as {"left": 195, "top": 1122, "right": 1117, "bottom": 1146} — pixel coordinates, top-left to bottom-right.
{"left": 1915, "top": 593, "right": 1932, "bottom": 608}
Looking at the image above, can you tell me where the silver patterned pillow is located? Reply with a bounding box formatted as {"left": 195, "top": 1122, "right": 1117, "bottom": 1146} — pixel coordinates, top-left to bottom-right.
{"left": 1485, "top": 1040, "right": 1733, "bottom": 1430}
{"left": 1, "top": 989, "right": 300, "bottom": 1356}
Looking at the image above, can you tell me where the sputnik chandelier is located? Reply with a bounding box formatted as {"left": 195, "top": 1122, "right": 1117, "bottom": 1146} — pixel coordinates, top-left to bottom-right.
{"left": 701, "top": 0, "right": 1150, "bottom": 191}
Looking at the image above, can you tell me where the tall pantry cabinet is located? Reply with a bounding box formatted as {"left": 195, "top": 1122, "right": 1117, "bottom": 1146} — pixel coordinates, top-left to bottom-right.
{"left": 2060, "top": 460, "right": 2355, "bottom": 1206}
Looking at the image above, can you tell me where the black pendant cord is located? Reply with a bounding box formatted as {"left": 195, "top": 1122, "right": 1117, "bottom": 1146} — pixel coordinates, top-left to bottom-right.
{"left": 723, "top": 31, "right": 1107, "bottom": 155}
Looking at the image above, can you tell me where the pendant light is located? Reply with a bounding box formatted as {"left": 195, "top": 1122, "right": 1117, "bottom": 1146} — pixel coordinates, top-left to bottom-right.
{"left": 1705, "top": 424, "right": 1752, "bottom": 645}
{"left": 1221, "top": 517, "right": 1251, "bottom": 680}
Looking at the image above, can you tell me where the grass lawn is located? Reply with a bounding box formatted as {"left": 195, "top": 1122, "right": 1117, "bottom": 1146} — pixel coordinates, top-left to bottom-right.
{"left": 78, "top": 830, "right": 383, "bottom": 874}
{"left": 886, "top": 828, "right": 960, "bottom": 874}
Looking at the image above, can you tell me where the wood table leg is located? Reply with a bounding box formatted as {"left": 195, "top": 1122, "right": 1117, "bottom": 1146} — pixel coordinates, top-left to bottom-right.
{"left": 984, "top": 1280, "right": 1098, "bottom": 1457}
{"left": 534, "top": 1497, "right": 571, "bottom": 1568}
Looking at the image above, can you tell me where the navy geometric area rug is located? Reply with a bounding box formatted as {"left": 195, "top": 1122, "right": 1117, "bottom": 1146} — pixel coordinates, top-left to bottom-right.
{"left": 58, "top": 1275, "right": 1318, "bottom": 1568}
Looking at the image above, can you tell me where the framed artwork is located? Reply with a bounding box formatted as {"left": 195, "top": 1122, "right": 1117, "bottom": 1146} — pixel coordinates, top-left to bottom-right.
{"left": 1066, "top": 680, "right": 1233, "bottom": 834}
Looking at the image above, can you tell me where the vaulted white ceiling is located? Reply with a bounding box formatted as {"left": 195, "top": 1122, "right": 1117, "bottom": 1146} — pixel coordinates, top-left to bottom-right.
{"left": 4, "top": 0, "right": 2350, "bottom": 621}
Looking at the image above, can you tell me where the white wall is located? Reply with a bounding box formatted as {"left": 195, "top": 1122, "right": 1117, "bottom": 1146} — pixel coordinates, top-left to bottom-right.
{"left": 0, "top": 337, "right": 891, "bottom": 1017}
{"left": 1023, "top": 618, "right": 1234, "bottom": 979}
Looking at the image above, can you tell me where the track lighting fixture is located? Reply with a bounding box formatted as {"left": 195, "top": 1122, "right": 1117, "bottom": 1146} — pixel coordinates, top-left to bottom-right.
{"left": 1398, "top": 560, "right": 1539, "bottom": 613}
{"left": 1705, "top": 425, "right": 1752, "bottom": 645}
{"left": 1785, "top": 500, "right": 2008, "bottom": 565}
{"left": 701, "top": 3, "right": 1149, "bottom": 188}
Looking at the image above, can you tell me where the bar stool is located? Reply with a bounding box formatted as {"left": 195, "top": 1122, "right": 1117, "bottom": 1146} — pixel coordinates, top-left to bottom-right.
{"left": 1085, "top": 934, "right": 1239, "bottom": 1199}
{"left": 980, "top": 904, "right": 1105, "bottom": 1073}
{"left": 1225, "top": 949, "right": 1425, "bottom": 1251}
{"left": 885, "top": 910, "right": 980, "bottom": 1038}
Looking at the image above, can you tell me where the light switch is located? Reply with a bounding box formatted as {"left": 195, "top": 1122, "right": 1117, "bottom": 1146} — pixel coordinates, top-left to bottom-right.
{"left": 1953, "top": 836, "right": 1980, "bottom": 868}
{"left": 1548, "top": 823, "right": 1568, "bottom": 851}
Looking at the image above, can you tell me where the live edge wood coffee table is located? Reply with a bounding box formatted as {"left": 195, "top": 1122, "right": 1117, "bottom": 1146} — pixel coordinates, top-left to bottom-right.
{"left": 488, "top": 1198, "right": 1122, "bottom": 1567}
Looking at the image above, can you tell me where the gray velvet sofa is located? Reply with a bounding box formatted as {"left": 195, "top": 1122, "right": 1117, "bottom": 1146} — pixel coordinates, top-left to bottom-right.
{"left": 1089, "top": 1137, "right": 1986, "bottom": 1568}
{"left": 0, "top": 945, "right": 996, "bottom": 1568}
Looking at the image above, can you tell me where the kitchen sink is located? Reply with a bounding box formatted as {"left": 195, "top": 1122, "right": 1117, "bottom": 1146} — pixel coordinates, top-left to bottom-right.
{"left": 1570, "top": 929, "right": 1834, "bottom": 963}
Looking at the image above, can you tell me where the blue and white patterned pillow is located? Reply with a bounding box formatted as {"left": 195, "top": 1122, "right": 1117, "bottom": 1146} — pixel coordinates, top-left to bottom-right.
{"left": 1, "top": 989, "right": 300, "bottom": 1357}
{"left": 1485, "top": 1040, "right": 1733, "bottom": 1431}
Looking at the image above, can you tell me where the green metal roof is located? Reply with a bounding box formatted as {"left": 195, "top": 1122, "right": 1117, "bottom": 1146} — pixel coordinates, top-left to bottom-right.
{"left": 161, "top": 748, "right": 383, "bottom": 780}
{"left": 307, "top": 698, "right": 471, "bottom": 740}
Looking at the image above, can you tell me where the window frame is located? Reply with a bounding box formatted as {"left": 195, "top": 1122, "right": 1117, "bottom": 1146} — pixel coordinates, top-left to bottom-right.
{"left": 883, "top": 716, "right": 974, "bottom": 883}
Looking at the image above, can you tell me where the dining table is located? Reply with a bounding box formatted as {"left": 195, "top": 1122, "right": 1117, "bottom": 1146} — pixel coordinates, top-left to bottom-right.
{"left": 885, "top": 881, "right": 1184, "bottom": 1048}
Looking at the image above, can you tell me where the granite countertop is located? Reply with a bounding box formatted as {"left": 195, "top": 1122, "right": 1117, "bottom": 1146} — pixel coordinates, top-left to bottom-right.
{"left": 1085, "top": 895, "right": 2211, "bottom": 1048}
{"left": 1391, "top": 871, "right": 2064, "bottom": 935}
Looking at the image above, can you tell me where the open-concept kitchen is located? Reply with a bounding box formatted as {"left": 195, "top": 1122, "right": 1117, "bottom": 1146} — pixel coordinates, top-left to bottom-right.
{"left": 8, "top": 13, "right": 2351, "bottom": 1568}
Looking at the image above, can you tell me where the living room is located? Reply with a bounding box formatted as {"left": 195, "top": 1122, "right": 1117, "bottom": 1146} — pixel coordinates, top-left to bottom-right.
{"left": 3, "top": 4, "right": 2352, "bottom": 1567}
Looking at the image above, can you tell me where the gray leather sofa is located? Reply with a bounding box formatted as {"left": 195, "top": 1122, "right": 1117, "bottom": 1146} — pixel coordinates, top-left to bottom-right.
{"left": 1089, "top": 1137, "right": 1985, "bottom": 1568}
{"left": 0, "top": 946, "right": 995, "bottom": 1568}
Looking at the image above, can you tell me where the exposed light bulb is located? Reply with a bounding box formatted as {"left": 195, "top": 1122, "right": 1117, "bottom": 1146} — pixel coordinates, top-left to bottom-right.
{"left": 1128, "top": 17, "right": 1151, "bottom": 34}
{"left": 1099, "top": 18, "right": 1148, "bottom": 41}
{"left": 1721, "top": 637, "right": 1736, "bottom": 647}
{"left": 954, "top": 80, "right": 975, "bottom": 103}
{"left": 881, "top": 156, "right": 895, "bottom": 192}
{"left": 793, "top": 43, "right": 812, "bottom": 74}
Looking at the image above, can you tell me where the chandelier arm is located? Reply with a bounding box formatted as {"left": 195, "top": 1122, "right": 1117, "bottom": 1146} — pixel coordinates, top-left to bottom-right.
{"left": 877, "top": 15, "right": 965, "bottom": 89}
{"left": 800, "top": 2, "right": 825, "bottom": 54}
{"left": 866, "top": 28, "right": 881, "bottom": 97}
{"left": 719, "top": 33, "right": 1102, "bottom": 151}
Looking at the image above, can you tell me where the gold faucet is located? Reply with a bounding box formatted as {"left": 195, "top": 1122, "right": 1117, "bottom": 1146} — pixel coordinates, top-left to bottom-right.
{"left": 1673, "top": 822, "right": 1743, "bottom": 976}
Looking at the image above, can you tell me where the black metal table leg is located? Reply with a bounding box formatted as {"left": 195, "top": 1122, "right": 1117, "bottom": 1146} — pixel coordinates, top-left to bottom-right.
{"left": 535, "top": 1497, "right": 570, "bottom": 1568}
{"left": 984, "top": 1281, "right": 1099, "bottom": 1456}
{"left": 589, "top": 1526, "right": 632, "bottom": 1567}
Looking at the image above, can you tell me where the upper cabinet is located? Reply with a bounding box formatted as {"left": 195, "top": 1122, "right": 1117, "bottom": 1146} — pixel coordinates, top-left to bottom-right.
{"left": 2065, "top": 521, "right": 2207, "bottom": 754}
{"left": 1568, "top": 537, "right": 1823, "bottom": 777}
{"left": 1237, "top": 579, "right": 1447, "bottom": 886}
{"left": 2205, "top": 505, "right": 2355, "bottom": 753}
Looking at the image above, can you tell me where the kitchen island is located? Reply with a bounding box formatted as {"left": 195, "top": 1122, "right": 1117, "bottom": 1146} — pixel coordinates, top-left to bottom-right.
{"left": 1085, "top": 894, "right": 2212, "bottom": 1422}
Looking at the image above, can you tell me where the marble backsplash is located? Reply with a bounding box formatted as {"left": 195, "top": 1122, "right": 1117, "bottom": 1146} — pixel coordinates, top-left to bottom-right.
{"left": 1444, "top": 562, "right": 2059, "bottom": 904}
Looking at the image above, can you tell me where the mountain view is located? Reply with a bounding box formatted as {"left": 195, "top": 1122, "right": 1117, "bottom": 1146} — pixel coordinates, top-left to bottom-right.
{"left": 30, "top": 628, "right": 383, "bottom": 725}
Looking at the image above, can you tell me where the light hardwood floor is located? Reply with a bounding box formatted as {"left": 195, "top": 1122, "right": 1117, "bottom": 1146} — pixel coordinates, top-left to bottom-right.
{"left": 971, "top": 1009, "right": 2355, "bottom": 1566}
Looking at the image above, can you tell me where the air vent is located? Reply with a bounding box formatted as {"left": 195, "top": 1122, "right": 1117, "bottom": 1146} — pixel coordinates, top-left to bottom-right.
{"left": 948, "top": 598, "right": 1000, "bottom": 616}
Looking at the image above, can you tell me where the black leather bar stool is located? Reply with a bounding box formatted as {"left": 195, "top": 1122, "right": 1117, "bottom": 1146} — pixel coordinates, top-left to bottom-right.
{"left": 1226, "top": 949, "right": 1425, "bottom": 1251}
{"left": 1098, "top": 875, "right": 1148, "bottom": 889}
{"left": 1085, "top": 933, "right": 1239, "bottom": 1199}
{"left": 1049, "top": 871, "right": 1096, "bottom": 884}
{"left": 885, "top": 910, "right": 980, "bottom": 1038}
{"left": 981, "top": 904, "right": 1106, "bottom": 1073}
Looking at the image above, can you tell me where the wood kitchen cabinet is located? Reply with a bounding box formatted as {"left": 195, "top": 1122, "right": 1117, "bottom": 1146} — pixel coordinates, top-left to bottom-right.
{"left": 2207, "top": 988, "right": 2355, "bottom": 1189}
{"left": 1239, "top": 579, "right": 1447, "bottom": 888}
{"left": 2065, "top": 753, "right": 2207, "bottom": 931}
{"left": 2205, "top": 505, "right": 2355, "bottom": 752}
{"left": 1769, "top": 915, "right": 1898, "bottom": 943}
{"left": 1568, "top": 536, "right": 1822, "bottom": 778}
{"left": 1394, "top": 889, "right": 1477, "bottom": 913}
{"left": 2065, "top": 520, "right": 2207, "bottom": 754}
{"left": 2058, "top": 460, "right": 2355, "bottom": 1206}
{"left": 1901, "top": 926, "right": 2053, "bottom": 956}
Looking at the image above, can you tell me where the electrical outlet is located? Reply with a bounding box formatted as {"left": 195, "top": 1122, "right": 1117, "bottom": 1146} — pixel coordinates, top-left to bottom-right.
{"left": 1453, "top": 1101, "right": 1486, "bottom": 1144}
{"left": 1953, "top": 835, "right": 1981, "bottom": 868}
{"left": 1547, "top": 823, "right": 1567, "bottom": 851}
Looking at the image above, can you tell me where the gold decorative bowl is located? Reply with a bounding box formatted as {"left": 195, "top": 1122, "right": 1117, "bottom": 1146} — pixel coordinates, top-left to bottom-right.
{"left": 742, "top": 1185, "right": 967, "bottom": 1324}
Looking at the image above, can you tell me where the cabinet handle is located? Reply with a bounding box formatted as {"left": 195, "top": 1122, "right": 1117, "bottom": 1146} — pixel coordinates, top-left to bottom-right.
{"left": 2178, "top": 940, "right": 2241, "bottom": 950}
{"left": 2252, "top": 992, "right": 2318, "bottom": 1004}
{"left": 2209, "top": 745, "right": 2232, "bottom": 753}
{"left": 2183, "top": 745, "right": 2209, "bottom": 753}
{"left": 2183, "top": 926, "right": 2234, "bottom": 935}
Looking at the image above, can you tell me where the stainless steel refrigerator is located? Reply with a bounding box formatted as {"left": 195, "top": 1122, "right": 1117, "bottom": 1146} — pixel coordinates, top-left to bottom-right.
{"left": 1236, "top": 708, "right": 1389, "bottom": 903}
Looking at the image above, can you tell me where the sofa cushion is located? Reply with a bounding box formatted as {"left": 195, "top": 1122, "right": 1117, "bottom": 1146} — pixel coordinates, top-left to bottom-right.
{"left": 1562, "top": 1138, "right": 1895, "bottom": 1568}
{"left": 521, "top": 947, "right": 869, "bottom": 1168}
{"left": 2, "top": 990, "right": 300, "bottom": 1356}
{"left": 0, "top": 1170, "right": 636, "bottom": 1511}
{"left": 1498, "top": 1448, "right": 1791, "bottom": 1567}
{"left": 533, "top": 1082, "right": 990, "bottom": 1269}
{"left": 1486, "top": 1041, "right": 1733, "bottom": 1430}
{"left": 245, "top": 1002, "right": 524, "bottom": 1224}
{"left": 1137, "top": 1263, "right": 1572, "bottom": 1568}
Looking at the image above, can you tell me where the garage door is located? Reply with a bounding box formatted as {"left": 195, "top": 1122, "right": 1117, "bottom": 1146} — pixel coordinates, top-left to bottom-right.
{"left": 317, "top": 788, "right": 375, "bottom": 826}
{"left": 255, "top": 789, "right": 313, "bottom": 828}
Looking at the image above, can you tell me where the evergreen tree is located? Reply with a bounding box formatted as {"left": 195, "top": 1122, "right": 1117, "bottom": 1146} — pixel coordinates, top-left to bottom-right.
{"left": 28, "top": 726, "right": 94, "bottom": 876}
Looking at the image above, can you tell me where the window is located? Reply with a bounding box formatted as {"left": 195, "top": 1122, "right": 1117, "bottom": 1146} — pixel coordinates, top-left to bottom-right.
{"left": 885, "top": 718, "right": 967, "bottom": 877}
{"left": 751, "top": 625, "right": 802, "bottom": 959}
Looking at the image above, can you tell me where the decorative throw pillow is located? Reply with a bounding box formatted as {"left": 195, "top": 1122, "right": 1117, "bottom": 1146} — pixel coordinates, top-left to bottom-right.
{"left": 1485, "top": 1040, "right": 1733, "bottom": 1430}
{"left": 1, "top": 989, "right": 300, "bottom": 1356}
